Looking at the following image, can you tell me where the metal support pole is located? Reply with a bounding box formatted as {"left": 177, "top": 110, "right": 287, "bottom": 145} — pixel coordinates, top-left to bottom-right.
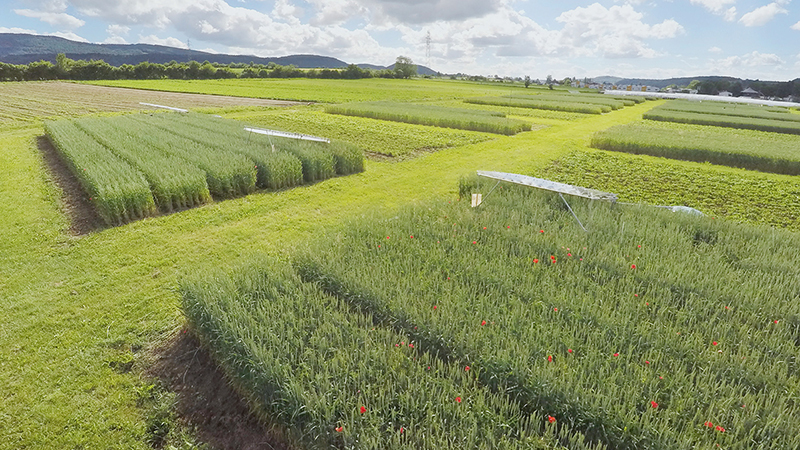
{"left": 560, "top": 193, "right": 588, "bottom": 232}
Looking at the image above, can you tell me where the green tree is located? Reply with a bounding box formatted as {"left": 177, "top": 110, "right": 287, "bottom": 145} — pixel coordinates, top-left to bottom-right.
{"left": 394, "top": 56, "right": 417, "bottom": 79}
{"left": 524, "top": 76, "right": 531, "bottom": 88}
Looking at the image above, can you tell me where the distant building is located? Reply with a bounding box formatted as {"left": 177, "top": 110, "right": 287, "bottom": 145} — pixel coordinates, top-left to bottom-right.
{"left": 740, "top": 87, "right": 761, "bottom": 98}
{"left": 718, "top": 91, "right": 733, "bottom": 97}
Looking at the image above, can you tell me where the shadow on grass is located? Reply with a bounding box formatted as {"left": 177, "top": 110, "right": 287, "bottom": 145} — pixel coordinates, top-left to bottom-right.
{"left": 147, "top": 331, "right": 296, "bottom": 450}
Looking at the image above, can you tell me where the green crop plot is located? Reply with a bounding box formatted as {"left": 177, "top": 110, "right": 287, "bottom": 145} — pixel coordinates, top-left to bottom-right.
{"left": 591, "top": 120, "right": 800, "bottom": 175}
{"left": 644, "top": 102, "right": 800, "bottom": 134}
{"left": 466, "top": 96, "right": 610, "bottom": 114}
{"left": 539, "top": 149, "right": 800, "bottom": 230}
{"left": 182, "top": 257, "right": 557, "bottom": 450}
{"left": 44, "top": 119, "right": 157, "bottom": 225}
{"left": 656, "top": 100, "right": 799, "bottom": 121}
{"left": 325, "top": 101, "right": 531, "bottom": 135}
{"left": 222, "top": 107, "right": 496, "bottom": 157}
{"left": 270, "top": 182, "right": 800, "bottom": 449}
{"left": 43, "top": 112, "right": 365, "bottom": 224}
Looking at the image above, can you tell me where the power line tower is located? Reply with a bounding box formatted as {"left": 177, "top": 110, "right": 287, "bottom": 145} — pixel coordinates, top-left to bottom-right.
{"left": 425, "top": 31, "right": 431, "bottom": 70}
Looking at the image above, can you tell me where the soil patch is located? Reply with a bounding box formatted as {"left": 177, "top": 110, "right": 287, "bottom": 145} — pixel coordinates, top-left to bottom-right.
{"left": 37, "top": 135, "right": 105, "bottom": 235}
{"left": 148, "top": 332, "right": 296, "bottom": 450}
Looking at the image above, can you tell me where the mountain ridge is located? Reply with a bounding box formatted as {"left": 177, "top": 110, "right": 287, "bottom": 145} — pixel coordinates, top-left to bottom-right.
{"left": 0, "top": 33, "right": 438, "bottom": 75}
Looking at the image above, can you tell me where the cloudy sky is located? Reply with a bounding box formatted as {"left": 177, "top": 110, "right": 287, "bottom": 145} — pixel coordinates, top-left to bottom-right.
{"left": 2, "top": 0, "right": 798, "bottom": 80}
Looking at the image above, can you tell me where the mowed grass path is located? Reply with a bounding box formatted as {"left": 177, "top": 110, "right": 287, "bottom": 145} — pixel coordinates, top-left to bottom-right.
{"left": 0, "top": 100, "right": 656, "bottom": 448}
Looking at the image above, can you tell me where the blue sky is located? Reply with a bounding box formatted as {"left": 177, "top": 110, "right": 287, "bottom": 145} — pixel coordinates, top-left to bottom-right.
{"left": 1, "top": 0, "right": 798, "bottom": 80}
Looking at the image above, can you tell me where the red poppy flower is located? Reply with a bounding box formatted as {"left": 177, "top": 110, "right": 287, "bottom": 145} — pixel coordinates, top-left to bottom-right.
{"left": 483, "top": 227, "right": 487, "bottom": 230}
{"left": 540, "top": 230, "right": 544, "bottom": 233}
{"left": 567, "top": 349, "right": 573, "bottom": 353}
{"left": 547, "top": 355, "right": 553, "bottom": 362}
{"left": 400, "top": 427, "right": 405, "bottom": 434}
{"left": 507, "top": 226, "right": 510, "bottom": 229}
{"left": 433, "top": 305, "right": 437, "bottom": 310}
{"left": 651, "top": 401, "right": 658, "bottom": 409}
{"left": 551, "top": 255, "right": 556, "bottom": 260}
{"left": 638, "top": 245, "right": 641, "bottom": 248}
{"left": 410, "top": 235, "right": 414, "bottom": 239}
{"left": 533, "top": 259, "right": 539, "bottom": 264}
{"left": 631, "top": 264, "right": 637, "bottom": 269}
{"left": 613, "top": 353, "right": 619, "bottom": 357}
{"left": 481, "top": 320, "right": 486, "bottom": 326}
{"left": 336, "top": 426, "right": 343, "bottom": 432}
{"left": 472, "top": 241, "right": 477, "bottom": 244}
{"left": 553, "top": 308, "right": 558, "bottom": 312}
{"left": 456, "top": 396, "right": 462, "bottom": 403}
{"left": 712, "top": 341, "right": 718, "bottom": 346}
{"left": 774, "top": 320, "right": 779, "bottom": 324}
{"left": 386, "top": 236, "right": 390, "bottom": 239}
{"left": 547, "top": 415, "right": 556, "bottom": 423}
{"left": 360, "top": 406, "right": 366, "bottom": 414}
{"left": 634, "top": 294, "right": 639, "bottom": 297}
{"left": 716, "top": 426, "right": 725, "bottom": 432}
{"left": 645, "top": 360, "right": 650, "bottom": 364}
{"left": 465, "top": 366, "right": 470, "bottom": 371}
{"left": 704, "top": 421, "right": 714, "bottom": 428}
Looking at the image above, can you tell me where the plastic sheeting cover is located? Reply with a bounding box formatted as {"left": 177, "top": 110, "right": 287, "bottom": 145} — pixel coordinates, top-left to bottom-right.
{"left": 477, "top": 171, "right": 618, "bottom": 202}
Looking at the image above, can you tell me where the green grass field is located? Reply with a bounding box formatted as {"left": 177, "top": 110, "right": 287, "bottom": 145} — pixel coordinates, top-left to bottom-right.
{"left": 3, "top": 79, "right": 800, "bottom": 449}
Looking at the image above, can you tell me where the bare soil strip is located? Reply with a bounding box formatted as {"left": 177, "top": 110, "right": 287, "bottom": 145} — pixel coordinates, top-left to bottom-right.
{"left": 148, "top": 332, "right": 296, "bottom": 450}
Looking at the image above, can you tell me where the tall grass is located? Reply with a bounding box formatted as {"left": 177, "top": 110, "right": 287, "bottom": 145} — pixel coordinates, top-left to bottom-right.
{"left": 590, "top": 121, "right": 800, "bottom": 175}
{"left": 73, "top": 117, "right": 212, "bottom": 212}
{"left": 124, "top": 114, "right": 257, "bottom": 198}
{"left": 325, "top": 101, "right": 531, "bottom": 135}
{"left": 466, "top": 97, "right": 609, "bottom": 114}
{"left": 295, "top": 183, "right": 800, "bottom": 449}
{"left": 43, "top": 119, "right": 156, "bottom": 225}
{"left": 181, "top": 257, "right": 569, "bottom": 450}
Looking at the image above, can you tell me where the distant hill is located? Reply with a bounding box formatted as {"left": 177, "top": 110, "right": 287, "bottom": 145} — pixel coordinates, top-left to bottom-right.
{"left": 609, "top": 76, "right": 743, "bottom": 89}
{"left": 0, "top": 33, "right": 437, "bottom": 75}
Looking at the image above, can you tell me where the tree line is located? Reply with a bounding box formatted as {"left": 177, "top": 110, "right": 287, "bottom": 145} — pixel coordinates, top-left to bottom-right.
{"left": 0, "top": 54, "right": 418, "bottom": 82}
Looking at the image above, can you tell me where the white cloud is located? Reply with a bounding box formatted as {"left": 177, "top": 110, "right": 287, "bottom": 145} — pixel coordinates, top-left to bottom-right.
{"left": 739, "top": 2, "right": 788, "bottom": 27}
{"left": 555, "top": 4, "right": 683, "bottom": 58}
{"left": 102, "top": 35, "right": 127, "bottom": 44}
{"left": 138, "top": 34, "right": 188, "bottom": 49}
{"left": 715, "top": 51, "right": 784, "bottom": 69}
{"left": 709, "top": 46, "right": 722, "bottom": 53}
{"left": 48, "top": 31, "right": 88, "bottom": 41}
{"left": 690, "top": 0, "right": 736, "bottom": 14}
{"left": 792, "top": 20, "right": 800, "bottom": 30}
{"left": 723, "top": 7, "right": 737, "bottom": 21}
{"left": 0, "top": 26, "right": 39, "bottom": 34}
{"left": 106, "top": 24, "right": 130, "bottom": 36}
{"left": 14, "top": 9, "right": 85, "bottom": 29}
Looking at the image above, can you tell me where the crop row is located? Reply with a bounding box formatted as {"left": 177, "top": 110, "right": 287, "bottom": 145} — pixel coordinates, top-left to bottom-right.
{"left": 45, "top": 113, "right": 364, "bottom": 225}
{"left": 655, "top": 100, "right": 800, "bottom": 122}
{"left": 325, "top": 101, "right": 531, "bottom": 135}
{"left": 181, "top": 257, "right": 580, "bottom": 450}
{"left": 590, "top": 121, "right": 800, "bottom": 175}
{"left": 465, "top": 97, "right": 609, "bottom": 115}
{"left": 538, "top": 149, "right": 800, "bottom": 230}
{"left": 505, "top": 94, "right": 629, "bottom": 110}
{"left": 643, "top": 107, "right": 800, "bottom": 135}
{"left": 44, "top": 120, "right": 156, "bottom": 225}
{"left": 295, "top": 183, "right": 800, "bottom": 449}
